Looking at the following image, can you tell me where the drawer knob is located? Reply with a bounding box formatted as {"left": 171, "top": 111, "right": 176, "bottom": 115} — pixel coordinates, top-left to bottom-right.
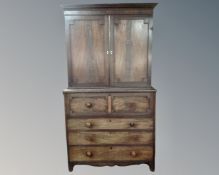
{"left": 86, "top": 151, "right": 93, "bottom": 157}
{"left": 85, "top": 122, "right": 93, "bottom": 128}
{"left": 129, "top": 122, "right": 135, "bottom": 127}
{"left": 130, "top": 151, "right": 137, "bottom": 157}
{"left": 85, "top": 102, "right": 93, "bottom": 108}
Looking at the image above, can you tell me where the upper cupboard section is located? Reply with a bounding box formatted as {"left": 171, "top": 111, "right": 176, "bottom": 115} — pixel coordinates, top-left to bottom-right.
{"left": 64, "top": 6, "right": 154, "bottom": 88}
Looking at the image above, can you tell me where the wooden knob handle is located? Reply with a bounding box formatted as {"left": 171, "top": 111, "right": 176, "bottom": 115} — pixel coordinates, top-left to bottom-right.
{"left": 86, "top": 151, "right": 93, "bottom": 157}
{"left": 129, "top": 122, "right": 135, "bottom": 127}
{"left": 85, "top": 122, "right": 93, "bottom": 128}
{"left": 130, "top": 151, "right": 137, "bottom": 157}
{"left": 85, "top": 102, "right": 93, "bottom": 108}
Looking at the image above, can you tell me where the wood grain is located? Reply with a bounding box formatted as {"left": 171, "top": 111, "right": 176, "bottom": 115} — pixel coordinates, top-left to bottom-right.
{"left": 69, "top": 96, "right": 107, "bottom": 113}
{"left": 64, "top": 3, "right": 157, "bottom": 172}
{"left": 112, "top": 17, "right": 149, "bottom": 86}
{"left": 112, "top": 96, "right": 150, "bottom": 113}
{"left": 67, "top": 118, "right": 153, "bottom": 130}
{"left": 68, "top": 131, "right": 153, "bottom": 145}
{"left": 69, "top": 16, "right": 108, "bottom": 86}
{"left": 69, "top": 146, "right": 153, "bottom": 162}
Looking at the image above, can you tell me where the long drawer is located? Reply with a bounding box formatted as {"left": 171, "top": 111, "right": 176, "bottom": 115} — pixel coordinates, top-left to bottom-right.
{"left": 67, "top": 118, "right": 153, "bottom": 130}
{"left": 68, "top": 131, "right": 153, "bottom": 145}
{"left": 69, "top": 146, "right": 153, "bottom": 162}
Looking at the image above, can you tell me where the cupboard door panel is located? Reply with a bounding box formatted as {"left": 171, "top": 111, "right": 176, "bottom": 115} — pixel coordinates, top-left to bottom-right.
{"left": 111, "top": 16, "right": 150, "bottom": 87}
{"left": 66, "top": 16, "right": 108, "bottom": 87}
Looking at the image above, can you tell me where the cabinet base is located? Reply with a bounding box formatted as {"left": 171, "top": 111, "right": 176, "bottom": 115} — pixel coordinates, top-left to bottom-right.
{"left": 148, "top": 160, "right": 155, "bottom": 171}
{"left": 68, "top": 161, "right": 155, "bottom": 172}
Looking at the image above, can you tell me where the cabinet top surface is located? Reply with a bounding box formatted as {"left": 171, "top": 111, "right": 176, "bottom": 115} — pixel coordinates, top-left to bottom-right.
{"left": 62, "top": 3, "right": 157, "bottom": 10}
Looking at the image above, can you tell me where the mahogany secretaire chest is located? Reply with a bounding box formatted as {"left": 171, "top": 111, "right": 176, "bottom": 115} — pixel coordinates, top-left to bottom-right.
{"left": 63, "top": 3, "right": 157, "bottom": 172}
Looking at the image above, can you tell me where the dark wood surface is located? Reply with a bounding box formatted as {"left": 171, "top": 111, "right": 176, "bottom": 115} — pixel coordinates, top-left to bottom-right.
{"left": 65, "top": 93, "right": 108, "bottom": 116}
{"left": 111, "top": 16, "right": 149, "bottom": 86}
{"left": 69, "top": 146, "right": 153, "bottom": 161}
{"left": 66, "top": 15, "right": 108, "bottom": 87}
{"left": 69, "top": 96, "right": 108, "bottom": 113}
{"left": 62, "top": 3, "right": 157, "bottom": 10}
{"left": 63, "top": 3, "right": 157, "bottom": 173}
{"left": 68, "top": 131, "right": 153, "bottom": 145}
{"left": 64, "top": 92, "right": 155, "bottom": 116}
{"left": 67, "top": 117, "right": 153, "bottom": 130}
{"left": 112, "top": 95, "right": 150, "bottom": 113}
{"left": 65, "top": 4, "right": 154, "bottom": 88}
{"left": 111, "top": 92, "right": 155, "bottom": 115}
{"left": 63, "top": 87, "right": 156, "bottom": 93}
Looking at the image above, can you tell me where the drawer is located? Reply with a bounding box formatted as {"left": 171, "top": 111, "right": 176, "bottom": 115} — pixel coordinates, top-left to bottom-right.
{"left": 69, "top": 146, "right": 153, "bottom": 162}
{"left": 66, "top": 94, "right": 108, "bottom": 115}
{"left": 112, "top": 93, "right": 154, "bottom": 113}
{"left": 67, "top": 118, "right": 153, "bottom": 130}
{"left": 68, "top": 131, "right": 153, "bottom": 145}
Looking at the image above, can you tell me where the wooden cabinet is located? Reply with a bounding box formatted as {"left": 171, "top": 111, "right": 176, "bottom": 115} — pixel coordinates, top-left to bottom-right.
{"left": 63, "top": 3, "right": 157, "bottom": 172}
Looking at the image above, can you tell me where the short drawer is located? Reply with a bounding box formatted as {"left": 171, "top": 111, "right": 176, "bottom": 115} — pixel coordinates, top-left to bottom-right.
{"left": 69, "top": 146, "right": 153, "bottom": 162}
{"left": 68, "top": 131, "right": 153, "bottom": 145}
{"left": 67, "top": 118, "right": 153, "bottom": 130}
{"left": 112, "top": 93, "right": 154, "bottom": 113}
{"left": 66, "top": 94, "right": 108, "bottom": 115}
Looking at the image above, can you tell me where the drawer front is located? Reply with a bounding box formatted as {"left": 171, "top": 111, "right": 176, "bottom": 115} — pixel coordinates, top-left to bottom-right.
{"left": 112, "top": 93, "right": 154, "bottom": 113}
{"left": 67, "top": 118, "right": 153, "bottom": 130}
{"left": 69, "top": 146, "right": 153, "bottom": 162}
{"left": 68, "top": 131, "right": 153, "bottom": 145}
{"left": 66, "top": 94, "right": 108, "bottom": 115}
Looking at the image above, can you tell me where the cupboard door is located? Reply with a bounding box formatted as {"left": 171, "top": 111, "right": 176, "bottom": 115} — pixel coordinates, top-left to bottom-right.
{"left": 65, "top": 16, "right": 109, "bottom": 87}
{"left": 111, "top": 16, "right": 151, "bottom": 87}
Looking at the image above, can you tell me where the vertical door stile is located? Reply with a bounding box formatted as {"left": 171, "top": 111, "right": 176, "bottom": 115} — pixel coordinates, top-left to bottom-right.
{"left": 109, "top": 15, "right": 114, "bottom": 86}
{"left": 147, "top": 17, "right": 153, "bottom": 86}
{"left": 65, "top": 17, "right": 73, "bottom": 86}
{"left": 108, "top": 15, "right": 112, "bottom": 86}
{"left": 105, "top": 15, "right": 110, "bottom": 86}
{"left": 107, "top": 15, "right": 112, "bottom": 111}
